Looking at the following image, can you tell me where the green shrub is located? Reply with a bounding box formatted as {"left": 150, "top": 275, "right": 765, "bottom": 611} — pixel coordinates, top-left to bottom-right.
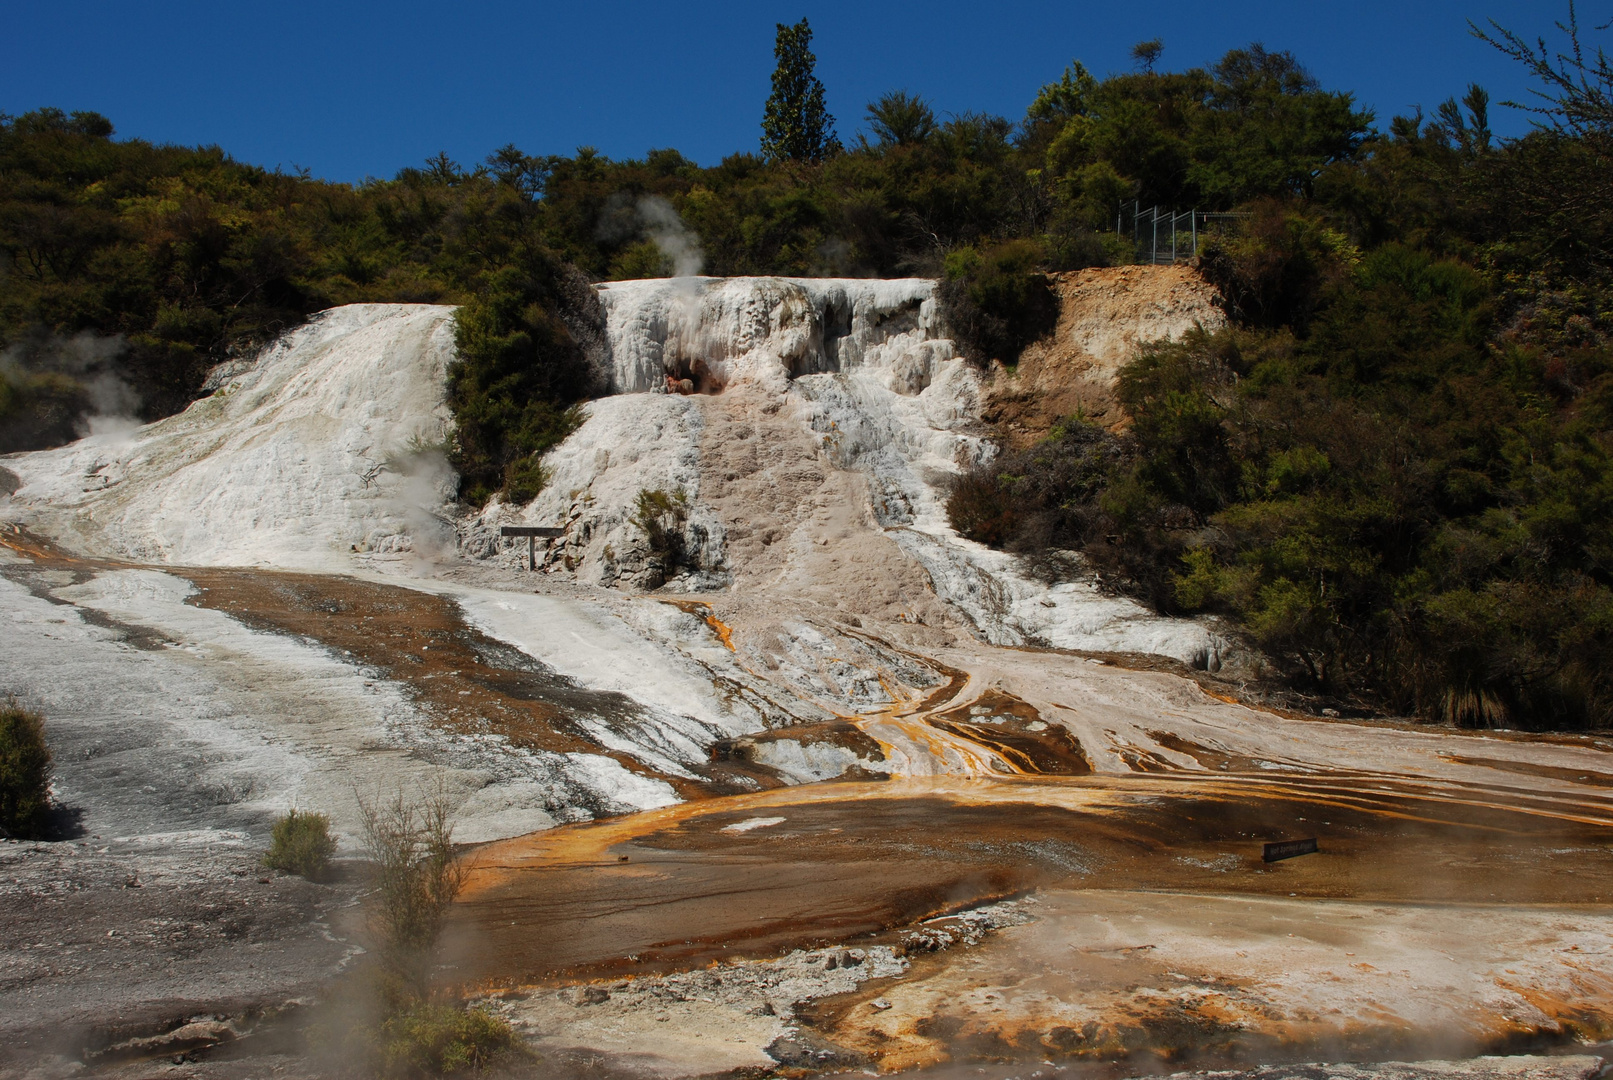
{"left": 448, "top": 255, "right": 596, "bottom": 507}
{"left": 263, "top": 808, "right": 337, "bottom": 879}
{"left": 1195, "top": 199, "right": 1356, "bottom": 332}
{"left": 865, "top": 90, "right": 937, "bottom": 147}
{"left": 632, "top": 487, "right": 690, "bottom": 586}
{"left": 379, "top": 1001, "right": 517, "bottom": 1077}
{"left": 501, "top": 455, "right": 550, "bottom": 506}
{"left": 0, "top": 371, "right": 89, "bottom": 454}
{"left": 0, "top": 702, "right": 52, "bottom": 839}
{"left": 633, "top": 488, "right": 688, "bottom": 553}
{"left": 606, "top": 239, "right": 675, "bottom": 280}
{"left": 938, "top": 240, "right": 1058, "bottom": 365}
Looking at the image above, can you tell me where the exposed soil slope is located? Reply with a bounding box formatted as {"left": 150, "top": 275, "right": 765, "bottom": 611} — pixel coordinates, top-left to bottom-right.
{"left": 983, "top": 265, "right": 1225, "bottom": 446}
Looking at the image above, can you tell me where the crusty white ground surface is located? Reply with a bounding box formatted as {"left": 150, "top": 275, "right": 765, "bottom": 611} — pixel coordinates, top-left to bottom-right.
{"left": 3, "top": 305, "right": 459, "bottom": 571}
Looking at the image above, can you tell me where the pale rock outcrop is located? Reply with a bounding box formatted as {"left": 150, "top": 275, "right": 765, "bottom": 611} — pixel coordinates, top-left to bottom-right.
{"left": 596, "top": 276, "right": 942, "bottom": 394}
{"left": 1, "top": 304, "right": 459, "bottom": 570}
{"left": 508, "top": 274, "right": 1229, "bottom": 667}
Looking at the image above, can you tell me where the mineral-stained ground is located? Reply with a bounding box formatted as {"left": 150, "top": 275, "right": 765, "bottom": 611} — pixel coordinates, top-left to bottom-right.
{"left": 3, "top": 276, "right": 1612, "bottom": 1079}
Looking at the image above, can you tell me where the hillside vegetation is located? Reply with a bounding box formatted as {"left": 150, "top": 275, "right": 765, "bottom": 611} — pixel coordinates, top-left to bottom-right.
{"left": 0, "top": 38, "right": 1366, "bottom": 452}
{"left": 3, "top": 12, "right": 1611, "bottom": 728}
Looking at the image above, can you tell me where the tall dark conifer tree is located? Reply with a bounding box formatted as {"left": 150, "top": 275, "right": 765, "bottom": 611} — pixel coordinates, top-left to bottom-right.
{"left": 760, "top": 19, "right": 840, "bottom": 163}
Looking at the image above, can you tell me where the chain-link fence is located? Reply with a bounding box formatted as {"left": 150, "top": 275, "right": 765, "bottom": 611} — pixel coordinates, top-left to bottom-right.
{"left": 1118, "top": 202, "right": 1249, "bottom": 264}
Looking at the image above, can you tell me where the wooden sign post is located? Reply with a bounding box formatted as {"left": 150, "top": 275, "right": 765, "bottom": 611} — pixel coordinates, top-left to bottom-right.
{"left": 500, "top": 526, "right": 563, "bottom": 570}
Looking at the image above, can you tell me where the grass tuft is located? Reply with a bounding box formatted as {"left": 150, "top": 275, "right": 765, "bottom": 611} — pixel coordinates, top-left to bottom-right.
{"left": 380, "top": 1001, "right": 518, "bottom": 1077}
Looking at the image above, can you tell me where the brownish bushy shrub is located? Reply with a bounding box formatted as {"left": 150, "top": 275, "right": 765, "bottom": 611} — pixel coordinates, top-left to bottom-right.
{"left": 0, "top": 701, "right": 51, "bottom": 838}
{"left": 263, "top": 808, "right": 337, "bottom": 879}
{"left": 359, "top": 787, "right": 468, "bottom": 1003}
{"left": 946, "top": 472, "right": 1020, "bottom": 548}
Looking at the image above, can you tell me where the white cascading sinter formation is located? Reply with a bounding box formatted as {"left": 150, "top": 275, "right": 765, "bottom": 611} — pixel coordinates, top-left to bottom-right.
{"left": 483, "top": 276, "right": 1227, "bottom": 667}
{"left": 1, "top": 278, "right": 1227, "bottom": 666}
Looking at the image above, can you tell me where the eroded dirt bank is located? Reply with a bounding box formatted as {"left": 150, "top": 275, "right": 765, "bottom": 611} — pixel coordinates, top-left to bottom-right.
{"left": 982, "top": 265, "right": 1225, "bottom": 445}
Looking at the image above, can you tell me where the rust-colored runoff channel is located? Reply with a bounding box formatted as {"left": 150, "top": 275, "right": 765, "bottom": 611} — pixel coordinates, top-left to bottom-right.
{"left": 175, "top": 567, "right": 775, "bottom": 798}
{"left": 443, "top": 769, "right": 1613, "bottom": 989}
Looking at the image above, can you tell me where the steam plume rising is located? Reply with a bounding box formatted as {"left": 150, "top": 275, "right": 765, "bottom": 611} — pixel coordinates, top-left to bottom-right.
{"left": 597, "top": 192, "right": 705, "bottom": 280}
{"left": 636, "top": 195, "right": 704, "bottom": 278}
{"left": 0, "top": 332, "right": 140, "bottom": 447}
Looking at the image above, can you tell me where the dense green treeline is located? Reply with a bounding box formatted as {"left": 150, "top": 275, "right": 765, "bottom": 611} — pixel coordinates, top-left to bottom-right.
{"left": 948, "top": 48, "right": 1613, "bottom": 728}
{"left": 0, "top": 41, "right": 1366, "bottom": 450}
{"left": 4, "top": 13, "right": 1612, "bottom": 727}
{"left": 0, "top": 110, "right": 561, "bottom": 446}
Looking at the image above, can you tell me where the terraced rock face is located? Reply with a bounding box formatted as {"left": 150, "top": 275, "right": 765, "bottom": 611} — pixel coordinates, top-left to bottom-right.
{"left": 1, "top": 304, "right": 460, "bottom": 570}
{"left": 3, "top": 271, "right": 1612, "bottom": 1079}
{"left": 483, "top": 273, "right": 1230, "bottom": 665}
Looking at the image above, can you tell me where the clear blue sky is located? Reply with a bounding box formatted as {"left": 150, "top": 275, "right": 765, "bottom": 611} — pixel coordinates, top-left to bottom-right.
{"left": 1, "top": 0, "right": 1574, "bottom": 183}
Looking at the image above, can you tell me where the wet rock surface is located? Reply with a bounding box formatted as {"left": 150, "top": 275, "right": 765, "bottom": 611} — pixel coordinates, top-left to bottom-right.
{"left": 0, "top": 839, "right": 360, "bottom": 1076}
{"left": 476, "top": 938, "right": 915, "bottom": 1076}
{"left": 1142, "top": 1058, "right": 1606, "bottom": 1080}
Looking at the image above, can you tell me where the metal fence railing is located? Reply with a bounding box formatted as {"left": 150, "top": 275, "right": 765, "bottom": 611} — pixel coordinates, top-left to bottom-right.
{"left": 1118, "top": 202, "right": 1250, "bottom": 265}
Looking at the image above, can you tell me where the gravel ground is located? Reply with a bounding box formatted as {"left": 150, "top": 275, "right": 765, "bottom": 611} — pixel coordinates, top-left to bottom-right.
{"left": 0, "top": 838, "right": 364, "bottom": 1078}
{"left": 474, "top": 899, "right": 1034, "bottom": 1078}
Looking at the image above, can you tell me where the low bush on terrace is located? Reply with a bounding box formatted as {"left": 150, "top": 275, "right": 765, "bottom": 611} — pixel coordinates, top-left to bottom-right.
{"left": 359, "top": 787, "right": 469, "bottom": 1003}
{"left": 378, "top": 1001, "right": 517, "bottom": 1077}
{"left": 0, "top": 700, "right": 52, "bottom": 838}
{"left": 350, "top": 787, "right": 523, "bottom": 1076}
{"left": 947, "top": 416, "right": 1126, "bottom": 568}
{"left": 263, "top": 808, "right": 337, "bottom": 879}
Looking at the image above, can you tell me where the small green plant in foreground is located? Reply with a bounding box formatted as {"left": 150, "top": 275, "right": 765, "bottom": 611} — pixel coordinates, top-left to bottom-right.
{"left": 0, "top": 701, "right": 52, "bottom": 838}
{"left": 380, "top": 1001, "right": 517, "bottom": 1077}
{"left": 263, "top": 808, "right": 337, "bottom": 878}
{"left": 350, "top": 787, "right": 518, "bottom": 1075}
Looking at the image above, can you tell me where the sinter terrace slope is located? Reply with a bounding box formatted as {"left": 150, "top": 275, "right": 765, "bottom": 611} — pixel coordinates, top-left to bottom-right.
{"left": 2, "top": 270, "right": 1611, "bottom": 1077}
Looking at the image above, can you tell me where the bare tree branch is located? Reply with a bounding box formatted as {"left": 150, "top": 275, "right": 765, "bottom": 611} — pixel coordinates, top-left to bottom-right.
{"left": 1472, "top": 1, "right": 1613, "bottom": 135}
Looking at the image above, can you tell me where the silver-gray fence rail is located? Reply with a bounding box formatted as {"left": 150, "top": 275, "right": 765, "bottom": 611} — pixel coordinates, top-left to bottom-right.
{"left": 1118, "top": 202, "right": 1250, "bottom": 264}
